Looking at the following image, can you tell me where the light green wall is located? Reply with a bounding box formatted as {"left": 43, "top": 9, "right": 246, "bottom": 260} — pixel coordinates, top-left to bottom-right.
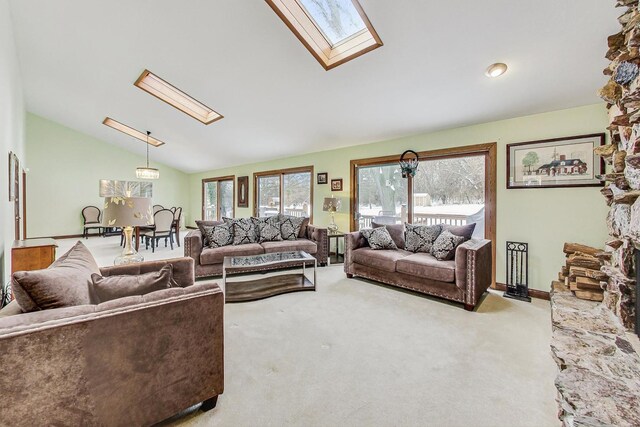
{"left": 26, "top": 113, "right": 190, "bottom": 238}
{"left": 189, "top": 104, "right": 610, "bottom": 291}
{"left": 0, "top": 0, "right": 26, "bottom": 285}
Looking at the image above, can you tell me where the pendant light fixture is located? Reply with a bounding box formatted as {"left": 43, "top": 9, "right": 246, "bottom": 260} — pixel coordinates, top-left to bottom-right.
{"left": 136, "top": 131, "right": 160, "bottom": 179}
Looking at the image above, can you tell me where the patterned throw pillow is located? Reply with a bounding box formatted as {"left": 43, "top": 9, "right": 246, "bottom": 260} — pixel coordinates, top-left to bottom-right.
{"left": 204, "top": 223, "right": 234, "bottom": 248}
{"left": 430, "top": 230, "right": 465, "bottom": 261}
{"left": 280, "top": 215, "right": 306, "bottom": 240}
{"left": 360, "top": 227, "right": 398, "bottom": 250}
{"left": 404, "top": 223, "right": 442, "bottom": 253}
{"left": 223, "top": 217, "right": 257, "bottom": 245}
{"left": 255, "top": 216, "right": 283, "bottom": 243}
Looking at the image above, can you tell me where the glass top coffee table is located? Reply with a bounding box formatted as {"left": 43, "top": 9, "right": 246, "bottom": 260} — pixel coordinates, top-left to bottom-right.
{"left": 222, "top": 251, "right": 317, "bottom": 303}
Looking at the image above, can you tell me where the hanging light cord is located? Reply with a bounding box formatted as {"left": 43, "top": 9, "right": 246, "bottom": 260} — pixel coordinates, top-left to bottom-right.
{"left": 146, "top": 131, "right": 151, "bottom": 168}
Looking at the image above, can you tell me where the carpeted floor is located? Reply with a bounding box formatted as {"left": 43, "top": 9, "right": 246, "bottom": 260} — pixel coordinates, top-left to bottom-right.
{"left": 59, "top": 236, "right": 559, "bottom": 427}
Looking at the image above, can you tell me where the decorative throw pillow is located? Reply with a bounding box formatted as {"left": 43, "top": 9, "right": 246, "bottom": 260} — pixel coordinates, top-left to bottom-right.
{"left": 204, "top": 223, "right": 234, "bottom": 248}
{"left": 372, "top": 221, "right": 405, "bottom": 249}
{"left": 255, "top": 216, "right": 283, "bottom": 243}
{"left": 280, "top": 215, "right": 306, "bottom": 241}
{"left": 223, "top": 217, "right": 257, "bottom": 245}
{"left": 195, "top": 220, "right": 222, "bottom": 246}
{"left": 298, "top": 217, "right": 310, "bottom": 238}
{"left": 404, "top": 223, "right": 442, "bottom": 253}
{"left": 443, "top": 223, "right": 476, "bottom": 242}
{"left": 360, "top": 227, "right": 398, "bottom": 250}
{"left": 11, "top": 241, "right": 100, "bottom": 312}
{"left": 90, "top": 264, "right": 173, "bottom": 303}
{"left": 431, "top": 230, "right": 465, "bottom": 261}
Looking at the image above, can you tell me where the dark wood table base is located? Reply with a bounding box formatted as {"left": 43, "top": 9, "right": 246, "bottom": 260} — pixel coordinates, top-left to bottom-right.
{"left": 225, "top": 274, "right": 315, "bottom": 303}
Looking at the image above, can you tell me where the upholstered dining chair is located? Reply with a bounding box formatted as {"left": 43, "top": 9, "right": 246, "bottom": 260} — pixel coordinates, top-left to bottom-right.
{"left": 172, "top": 207, "right": 183, "bottom": 247}
{"left": 82, "top": 206, "right": 103, "bottom": 238}
{"left": 143, "top": 209, "right": 175, "bottom": 252}
{"left": 153, "top": 204, "right": 164, "bottom": 214}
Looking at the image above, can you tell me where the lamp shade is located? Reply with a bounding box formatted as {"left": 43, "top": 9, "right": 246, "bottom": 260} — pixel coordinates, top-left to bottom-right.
{"left": 323, "top": 197, "right": 341, "bottom": 212}
{"left": 102, "top": 197, "right": 154, "bottom": 227}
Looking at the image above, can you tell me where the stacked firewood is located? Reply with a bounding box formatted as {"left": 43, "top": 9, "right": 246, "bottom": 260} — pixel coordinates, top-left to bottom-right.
{"left": 594, "top": 0, "right": 640, "bottom": 329}
{"left": 556, "top": 243, "right": 609, "bottom": 302}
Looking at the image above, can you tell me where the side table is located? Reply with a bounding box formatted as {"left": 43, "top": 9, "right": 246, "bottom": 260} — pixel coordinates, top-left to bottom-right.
{"left": 328, "top": 231, "right": 345, "bottom": 265}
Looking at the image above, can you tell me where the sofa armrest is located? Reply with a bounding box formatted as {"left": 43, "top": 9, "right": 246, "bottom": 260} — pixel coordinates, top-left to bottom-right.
{"left": 184, "top": 229, "right": 204, "bottom": 266}
{"left": 344, "top": 231, "right": 368, "bottom": 274}
{"left": 0, "top": 282, "right": 224, "bottom": 425}
{"left": 99, "top": 257, "right": 195, "bottom": 287}
{"left": 455, "top": 239, "right": 492, "bottom": 307}
{"left": 307, "top": 225, "right": 328, "bottom": 265}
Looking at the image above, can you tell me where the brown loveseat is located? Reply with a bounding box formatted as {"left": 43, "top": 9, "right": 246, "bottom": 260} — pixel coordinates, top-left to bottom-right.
{"left": 344, "top": 231, "right": 492, "bottom": 310}
{"left": 0, "top": 258, "right": 224, "bottom": 426}
{"left": 185, "top": 220, "right": 328, "bottom": 278}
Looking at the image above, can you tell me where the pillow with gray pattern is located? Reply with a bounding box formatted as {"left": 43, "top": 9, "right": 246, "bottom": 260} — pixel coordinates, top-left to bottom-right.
{"left": 404, "top": 223, "right": 442, "bottom": 253}
{"left": 430, "top": 230, "right": 465, "bottom": 260}
{"left": 279, "top": 215, "right": 306, "bottom": 241}
{"left": 223, "top": 217, "right": 257, "bottom": 245}
{"left": 204, "top": 223, "right": 234, "bottom": 248}
{"left": 360, "top": 227, "right": 398, "bottom": 250}
{"left": 255, "top": 216, "right": 283, "bottom": 243}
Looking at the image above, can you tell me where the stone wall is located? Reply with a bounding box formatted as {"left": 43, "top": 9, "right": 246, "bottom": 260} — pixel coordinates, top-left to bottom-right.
{"left": 597, "top": 0, "right": 640, "bottom": 332}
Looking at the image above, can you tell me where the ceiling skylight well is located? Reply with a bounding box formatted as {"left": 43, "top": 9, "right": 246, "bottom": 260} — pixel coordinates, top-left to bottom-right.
{"left": 266, "top": 0, "right": 382, "bottom": 70}
{"left": 102, "top": 117, "right": 166, "bottom": 147}
{"left": 134, "top": 70, "right": 223, "bottom": 125}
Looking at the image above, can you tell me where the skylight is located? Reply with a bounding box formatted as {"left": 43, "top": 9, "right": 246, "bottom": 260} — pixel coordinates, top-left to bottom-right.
{"left": 266, "top": 0, "right": 382, "bottom": 70}
{"left": 298, "top": 0, "right": 367, "bottom": 46}
{"left": 134, "top": 70, "right": 223, "bottom": 125}
{"left": 102, "top": 118, "right": 165, "bottom": 147}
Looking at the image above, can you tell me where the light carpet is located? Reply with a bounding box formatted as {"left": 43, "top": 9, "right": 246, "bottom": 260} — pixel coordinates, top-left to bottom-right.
{"left": 56, "top": 236, "right": 559, "bottom": 427}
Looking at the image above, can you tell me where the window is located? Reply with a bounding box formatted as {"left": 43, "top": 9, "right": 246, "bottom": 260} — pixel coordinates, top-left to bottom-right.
{"left": 134, "top": 70, "right": 223, "bottom": 125}
{"left": 265, "top": 0, "right": 382, "bottom": 70}
{"left": 351, "top": 143, "right": 497, "bottom": 284}
{"left": 202, "top": 176, "right": 235, "bottom": 220}
{"left": 254, "top": 167, "right": 313, "bottom": 220}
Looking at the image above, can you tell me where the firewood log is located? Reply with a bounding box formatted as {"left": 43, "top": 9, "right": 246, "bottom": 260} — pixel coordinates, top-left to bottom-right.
{"left": 568, "top": 266, "right": 608, "bottom": 281}
{"left": 562, "top": 243, "right": 601, "bottom": 256}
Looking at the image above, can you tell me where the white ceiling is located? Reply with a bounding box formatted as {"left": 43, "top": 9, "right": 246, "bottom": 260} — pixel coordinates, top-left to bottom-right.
{"left": 8, "top": 0, "right": 619, "bottom": 173}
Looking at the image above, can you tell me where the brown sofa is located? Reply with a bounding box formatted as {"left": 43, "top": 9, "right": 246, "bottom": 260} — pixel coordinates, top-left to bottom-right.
{"left": 0, "top": 258, "right": 224, "bottom": 426}
{"left": 185, "top": 220, "right": 328, "bottom": 278}
{"left": 344, "top": 231, "right": 492, "bottom": 310}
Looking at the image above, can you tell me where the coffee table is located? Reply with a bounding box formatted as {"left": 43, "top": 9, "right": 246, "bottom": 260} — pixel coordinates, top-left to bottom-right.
{"left": 222, "top": 251, "right": 317, "bottom": 303}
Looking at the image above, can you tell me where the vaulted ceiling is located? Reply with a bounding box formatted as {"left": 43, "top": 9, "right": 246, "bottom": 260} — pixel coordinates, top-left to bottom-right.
{"left": 8, "top": 0, "right": 619, "bottom": 173}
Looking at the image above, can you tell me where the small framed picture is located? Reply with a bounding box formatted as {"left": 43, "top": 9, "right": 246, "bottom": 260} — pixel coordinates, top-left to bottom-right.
{"left": 237, "top": 176, "right": 249, "bottom": 208}
{"left": 507, "top": 133, "right": 605, "bottom": 189}
{"left": 331, "top": 178, "right": 343, "bottom": 191}
{"left": 317, "top": 172, "right": 328, "bottom": 184}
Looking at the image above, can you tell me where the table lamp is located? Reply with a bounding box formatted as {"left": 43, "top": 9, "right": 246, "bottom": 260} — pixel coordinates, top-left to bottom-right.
{"left": 103, "top": 197, "right": 154, "bottom": 265}
{"left": 323, "top": 196, "right": 341, "bottom": 233}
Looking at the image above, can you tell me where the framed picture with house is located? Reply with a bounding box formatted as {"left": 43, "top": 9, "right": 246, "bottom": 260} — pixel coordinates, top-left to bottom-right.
{"left": 506, "top": 133, "right": 605, "bottom": 189}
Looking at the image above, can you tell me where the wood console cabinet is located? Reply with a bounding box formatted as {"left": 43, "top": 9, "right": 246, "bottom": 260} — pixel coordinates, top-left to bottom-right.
{"left": 12, "top": 239, "right": 57, "bottom": 274}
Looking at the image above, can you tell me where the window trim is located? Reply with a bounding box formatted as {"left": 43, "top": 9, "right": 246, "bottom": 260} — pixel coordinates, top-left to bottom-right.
{"left": 202, "top": 175, "right": 235, "bottom": 220}
{"left": 350, "top": 143, "right": 497, "bottom": 287}
{"left": 253, "top": 166, "right": 314, "bottom": 221}
{"left": 265, "top": 0, "right": 383, "bottom": 70}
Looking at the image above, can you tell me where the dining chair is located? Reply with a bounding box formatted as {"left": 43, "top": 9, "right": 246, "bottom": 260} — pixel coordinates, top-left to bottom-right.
{"left": 142, "top": 209, "right": 175, "bottom": 252}
{"left": 82, "top": 206, "right": 103, "bottom": 238}
{"left": 153, "top": 204, "right": 164, "bottom": 214}
{"left": 171, "top": 207, "right": 182, "bottom": 247}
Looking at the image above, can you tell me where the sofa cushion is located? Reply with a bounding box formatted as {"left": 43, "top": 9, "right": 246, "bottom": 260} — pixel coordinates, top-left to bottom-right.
{"left": 396, "top": 253, "right": 456, "bottom": 283}
{"left": 11, "top": 241, "right": 100, "bottom": 312}
{"left": 372, "top": 221, "right": 405, "bottom": 249}
{"left": 444, "top": 223, "right": 476, "bottom": 241}
{"left": 279, "top": 215, "right": 306, "bottom": 241}
{"left": 351, "top": 247, "right": 411, "bottom": 272}
{"left": 431, "top": 230, "right": 465, "bottom": 261}
{"left": 90, "top": 264, "right": 174, "bottom": 303}
{"left": 298, "top": 217, "right": 310, "bottom": 238}
{"left": 261, "top": 239, "right": 317, "bottom": 254}
{"left": 360, "top": 227, "right": 398, "bottom": 250}
{"left": 200, "top": 243, "right": 265, "bottom": 265}
{"left": 195, "top": 220, "right": 222, "bottom": 246}
{"left": 404, "top": 223, "right": 442, "bottom": 253}
{"left": 255, "top": 216, "right": 283, "bottom": 243}
{"left": 204, "top": 222, "right": 234, "bottom": 248}
{"left": 223, "top": 217, "right": 258, "bottom": 245}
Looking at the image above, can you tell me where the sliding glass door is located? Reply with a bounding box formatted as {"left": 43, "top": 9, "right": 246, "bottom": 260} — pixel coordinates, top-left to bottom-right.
{"left": 254, "top": 167, "right": 313, "bottom": 219}
{"left": 202, "top": 176, "right": 234, "bottom": 220}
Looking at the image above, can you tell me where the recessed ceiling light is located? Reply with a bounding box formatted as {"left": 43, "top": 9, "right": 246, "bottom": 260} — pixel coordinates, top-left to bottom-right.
{"left": 134, "top": 69, "right": 223, "bottom": 125}
{"left": 103, "top": 117, "right": 165, "bottom": 147}
{"left": 485, "top": 63, "right": 508, "bottom": 78}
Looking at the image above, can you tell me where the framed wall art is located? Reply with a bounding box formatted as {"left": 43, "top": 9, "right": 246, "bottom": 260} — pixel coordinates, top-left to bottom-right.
{"left": 506, "top": 133, "right": 605, "bottom": 189}
{"left": 8, "top": 152, "right": 18, "bottom": 202}
{"left": 331, "top": 178, "right": 343, "bottom": 191}
{"left": 237, "top": 176, "right": 249, "bottom": 208}
{"left": 317, "top": 172, "right": 328, "bottom": 184}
